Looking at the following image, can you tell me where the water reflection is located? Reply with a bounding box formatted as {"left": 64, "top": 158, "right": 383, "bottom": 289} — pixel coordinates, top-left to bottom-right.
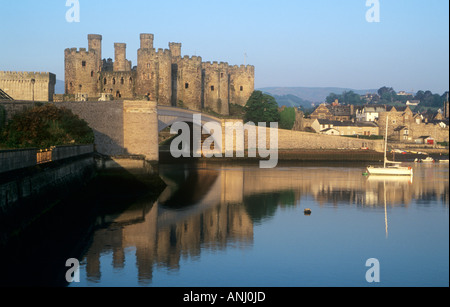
{"left": 77, "top": 163, "right": 449, "bottom": 286}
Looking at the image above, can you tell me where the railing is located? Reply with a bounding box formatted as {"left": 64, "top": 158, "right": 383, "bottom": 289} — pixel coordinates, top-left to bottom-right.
{"left": 36, "top": 148, "right": 53, "bottom": 164}
{"left": 0, "top": 145, "right": 94, "bottom": 174}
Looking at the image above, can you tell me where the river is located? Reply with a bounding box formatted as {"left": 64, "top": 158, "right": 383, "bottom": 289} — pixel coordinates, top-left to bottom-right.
{"left": 1, "top": 161, "right": 448, "bottom": 287}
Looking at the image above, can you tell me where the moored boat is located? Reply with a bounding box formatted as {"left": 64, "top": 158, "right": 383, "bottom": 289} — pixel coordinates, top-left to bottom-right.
{"left": 366, "top": 115, "right": 413, "bottom": 177}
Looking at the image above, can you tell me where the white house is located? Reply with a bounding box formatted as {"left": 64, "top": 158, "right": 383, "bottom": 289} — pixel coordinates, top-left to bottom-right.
{"left": 355, "top": 105, "right": 386, "bottom": 122}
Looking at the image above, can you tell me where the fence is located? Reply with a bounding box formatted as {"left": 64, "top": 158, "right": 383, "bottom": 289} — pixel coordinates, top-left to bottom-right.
{"left": 0, "top": 145, "right": 94, "bottom": 174}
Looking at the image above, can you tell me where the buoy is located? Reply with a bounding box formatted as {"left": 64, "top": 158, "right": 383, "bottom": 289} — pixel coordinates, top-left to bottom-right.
{"left": 304, "top": 208, "right": 312, "bottom": 215}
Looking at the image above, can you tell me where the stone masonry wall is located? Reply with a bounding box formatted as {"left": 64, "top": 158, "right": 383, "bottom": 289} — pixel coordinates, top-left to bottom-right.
{"left": 123, "top": 101, "right": 159, "bottom": 161}
{"left": 0, "top": 72, "right": 56, "bottom": 102}
{"left": 55, "top": 101, "right": 126, "bottom": 156}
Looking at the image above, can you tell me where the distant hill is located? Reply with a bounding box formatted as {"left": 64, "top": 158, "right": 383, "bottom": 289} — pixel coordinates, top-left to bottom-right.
{"left": 259, "top": 87, "right": 378, "bottom": 104}
{"left": 269, "top": 94, "right": 313, "bottom": 109}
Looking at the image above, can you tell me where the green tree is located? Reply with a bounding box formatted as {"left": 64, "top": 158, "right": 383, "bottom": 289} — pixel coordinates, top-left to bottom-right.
{"left": 279, "top": 107, "right": 296, "bottom": 130}
{"left": 326, "top": 93, "right": 340, "bottom": 104}
{"left": 0, "top": 104, "right": 94, "bottom": 149}
{"left": 244, "top": 91, "right": 280, "bottom": 125}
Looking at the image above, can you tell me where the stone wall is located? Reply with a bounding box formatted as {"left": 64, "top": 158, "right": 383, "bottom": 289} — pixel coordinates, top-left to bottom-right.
{"left": 0, "top": 149, "right": 37, "bottom": 174}
{"left": 216, "top": 119, "right": 384, "bottom": 154}
{"left": 123, "top": 101, "right": 159, "bottom": 161}
{"left": 55, "top": 100, "right": 159, "bottom": 161}
{"left": 55, "top": 101, "right": 126, "bottom": 157}
{"left": 0, "top": 156, "right": 95, "bottom": 245}
{"left": 276, "top": 128, "right": 384, "bottom": 152}
{"left": 0, "top": 145, "right": 94, "bottom": 174}
{"left": 51, "top": 145, "right": 95, "bottom": 161}
{"left": 0, "top": 72, "right": 56, "bottom": 102}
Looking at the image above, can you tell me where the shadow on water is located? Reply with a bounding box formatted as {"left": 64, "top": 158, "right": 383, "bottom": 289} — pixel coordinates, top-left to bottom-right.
{"left": 0, "top": 165, "right": 166, "bottom": 287}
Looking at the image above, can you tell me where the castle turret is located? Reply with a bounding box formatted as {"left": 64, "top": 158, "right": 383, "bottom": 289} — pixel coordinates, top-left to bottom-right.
{"left": 64, "top": 47, "right": 99, "bottom": 98}
{"left": 229, "top": 65, "right": 255, "bottom": 106}
{"left": 88, "top": 34, "right": 102, "bottom": 71}
{"left": 169, "top": 42, "right": 182, "bottom": 58}
{"left": 202, "top": 61, "right": 230, "bottom": 115}
{"left": 176, "top": 56, "right": 203, "bottom": 111}
{"left": 140, "top": 34, "right": 154, "bottom": 50}
{"left": 114, "top": 43, "right": 131, "bottom": 72}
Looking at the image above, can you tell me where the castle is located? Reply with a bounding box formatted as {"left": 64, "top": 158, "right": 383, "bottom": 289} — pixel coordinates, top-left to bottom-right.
{"left": 64, "top": 34, "right": 255, "bottom": 115}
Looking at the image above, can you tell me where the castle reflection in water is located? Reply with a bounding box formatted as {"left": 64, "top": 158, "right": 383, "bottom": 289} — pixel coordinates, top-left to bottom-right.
{"left": 80, "top": 163, "right": 449, "bottom": 285}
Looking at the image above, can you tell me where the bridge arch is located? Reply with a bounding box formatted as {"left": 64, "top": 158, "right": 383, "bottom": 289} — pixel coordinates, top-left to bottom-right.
{"left": 157, "top": 105, "right": 222, "bottom": 132}
{"left": 157, "top": 105, "right": 225, "bottom": 157}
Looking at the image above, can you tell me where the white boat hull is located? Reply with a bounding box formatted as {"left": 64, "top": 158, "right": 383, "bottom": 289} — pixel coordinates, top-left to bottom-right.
{"left": 367, "top": 166, "right": 413, "bottom": 176}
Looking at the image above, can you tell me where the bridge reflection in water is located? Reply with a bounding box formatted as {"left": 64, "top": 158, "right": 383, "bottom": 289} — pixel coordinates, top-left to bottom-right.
{"left": 79, "top": 163, "right": 449, "bottom": 285}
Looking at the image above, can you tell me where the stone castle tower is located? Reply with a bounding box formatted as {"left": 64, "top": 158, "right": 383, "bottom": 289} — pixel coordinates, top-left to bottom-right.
{"left": 65, "top": 34, "right": 255, "bottom": 115}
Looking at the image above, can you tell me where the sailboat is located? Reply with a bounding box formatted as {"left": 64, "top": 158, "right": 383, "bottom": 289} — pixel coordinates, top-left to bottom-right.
{"left": 366, "top": 115, "right": 413, "bottom": 176}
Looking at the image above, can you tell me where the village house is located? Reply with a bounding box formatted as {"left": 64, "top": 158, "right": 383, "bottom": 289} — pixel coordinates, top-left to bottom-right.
{"left": 378, "top": 105, "right": 449, "bottom": 143}
{"left": 311, "top": 119, "right": 379, "bottom": 136}
{"left": 310, "top": 103, "right": 355, "bottom": 121}
{"left": 355, "top": 105, "right": 386, "bottom": 122}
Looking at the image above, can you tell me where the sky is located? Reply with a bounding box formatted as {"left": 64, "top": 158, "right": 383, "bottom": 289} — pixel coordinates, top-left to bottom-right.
{"left": 0, "top": 0, "right": 448, "bottom": 94}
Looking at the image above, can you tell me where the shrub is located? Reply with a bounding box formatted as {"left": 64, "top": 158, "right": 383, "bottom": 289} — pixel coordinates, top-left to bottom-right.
{"left": 0, "top": 104, "right": 94, "bottom": 149}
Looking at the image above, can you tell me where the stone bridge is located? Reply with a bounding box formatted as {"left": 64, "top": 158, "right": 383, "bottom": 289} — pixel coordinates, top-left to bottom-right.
{"left": 0, "top": 100, "right": 384, "bottom": 163}
{"left": 55, "top": 101, "right": 224, "bottom": 162}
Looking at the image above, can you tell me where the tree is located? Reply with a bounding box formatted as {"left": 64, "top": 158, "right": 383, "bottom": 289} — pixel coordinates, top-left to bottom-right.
{"left": 377, "top": 86, "right": 395, "bottom": 97}
{"left": 0, "top": 104, "right": 94, "bottom": 149}
{"left": 326, "top": 93, "right": 340, "bottom": 104}
{"left": 325, "top": 91, "right": 362, "bottom": 105}
{"left": 244, "top": 91, "right": 280, "bottom": 125}
{"left": 279, "top": 107, "right": 296, "bottom": 130}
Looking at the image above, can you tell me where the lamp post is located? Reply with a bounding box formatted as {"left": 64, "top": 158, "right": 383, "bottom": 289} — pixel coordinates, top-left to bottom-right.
{"left": 31, "top": 78, "right": 35, "bottom": 102}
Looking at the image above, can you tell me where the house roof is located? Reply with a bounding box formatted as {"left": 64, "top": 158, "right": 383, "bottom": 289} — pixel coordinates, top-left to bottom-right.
{"left": 321, "top": 127, "right": 339, "bottom": 132}
{"left": 326, "top": 104, "right": 353, "bottom": 116}
{"left": 394, "top": 126, "right": 407, "bottom": 131}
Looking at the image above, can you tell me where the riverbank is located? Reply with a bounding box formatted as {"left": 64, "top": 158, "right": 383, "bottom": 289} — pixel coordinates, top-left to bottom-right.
{"left": 159, "top": 147, "right": 449, "bottom": 164}
{"left": 160, "top": 149, "right": 384, "bottom": 163}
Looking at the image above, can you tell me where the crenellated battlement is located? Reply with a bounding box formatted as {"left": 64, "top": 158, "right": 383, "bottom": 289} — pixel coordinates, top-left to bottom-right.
{"left": 0, "top": 71, "right": 55, "bottom": 81}
{"left": 229, "top": 64, "right": 255, "bottom": 74}
{"left": 180, "top": 55, "right": 203, "bottom": 65}
{"left": 156, "top": 48, "right": 172, "bottom": 57}
{"left": 202, "top": 61, "right": 230, "bottom": 70}
{"left": 64, "top": 47, "right": 97, "bottom": 56}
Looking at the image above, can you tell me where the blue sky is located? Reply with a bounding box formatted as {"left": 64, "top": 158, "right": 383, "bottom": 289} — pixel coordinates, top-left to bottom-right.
{"left": 0, "top": 0, "right": 448, "bottom": 93}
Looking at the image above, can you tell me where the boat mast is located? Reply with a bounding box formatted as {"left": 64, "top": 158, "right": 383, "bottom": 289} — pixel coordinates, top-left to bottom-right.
{"left": 384, "top": 115, "right": 389, "bottom": 168}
